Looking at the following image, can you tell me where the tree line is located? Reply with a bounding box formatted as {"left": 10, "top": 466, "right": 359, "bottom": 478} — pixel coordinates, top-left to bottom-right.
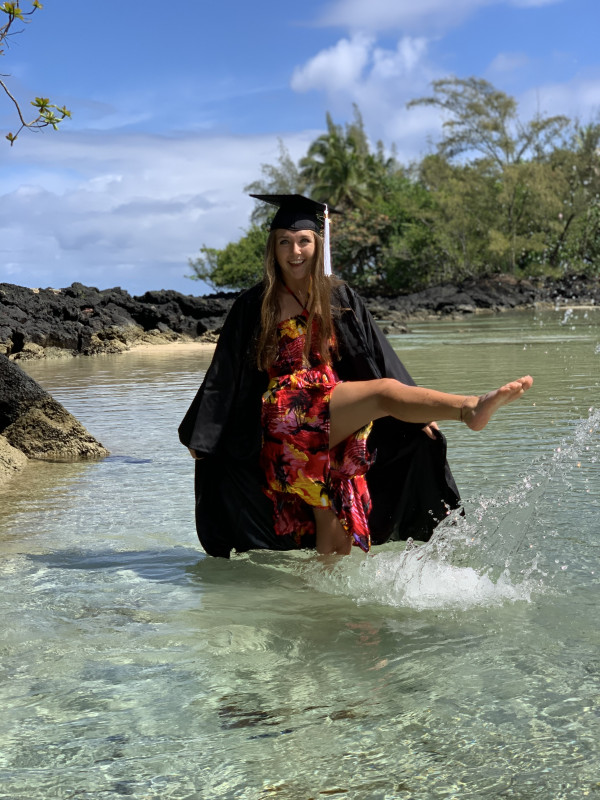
{"left": 188, "top": 77, "right": 600, "bottom": 294}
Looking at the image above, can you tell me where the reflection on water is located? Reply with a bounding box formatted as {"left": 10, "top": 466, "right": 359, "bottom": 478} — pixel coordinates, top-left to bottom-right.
{"left": 1, "top": 310, "right": 599, "bottom": 799}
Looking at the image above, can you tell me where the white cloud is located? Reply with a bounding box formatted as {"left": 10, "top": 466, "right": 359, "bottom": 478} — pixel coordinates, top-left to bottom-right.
{"left": 291, "top": 34, "right": 373, "bottom": 93}
{"left": 511, "top": 0, "right": 563, "bottom": 6}
{"left": 290, "top": 35, "right": 438, "bottom": 150}
{"left": 319, "top": 0, "right": 493, "bottom": 33}
{"left": 519, "top": 73, "right": 600, "bottom": 121}
{"left": 0, "top": 130, "right": 316, "bottom": 295}
{"left": 292, "top": 35, "right": 431, "bottom": 96}
{"left": 319, "top": 0, "right": 567, "bottom": 33}
{"left": 487, "top": 52, "right": 531, "bottom": 74}
{"left": 372, "top": 38, "right": 429, "bottom": 79}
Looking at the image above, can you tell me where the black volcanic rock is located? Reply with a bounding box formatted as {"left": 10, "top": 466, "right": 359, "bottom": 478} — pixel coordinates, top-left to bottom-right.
{"left": 1, "top": 275, "right": 598, "bottom": 360}
{"left": 0, "top": 282, "right": 236, "bottom": 359}
{"left": 0, "top": 354, "right": 109, "bottom": 478}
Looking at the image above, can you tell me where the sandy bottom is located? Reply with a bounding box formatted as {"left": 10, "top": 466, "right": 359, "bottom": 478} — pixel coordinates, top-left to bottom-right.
{"left": 127, "top": 340, "right": 217, "bottom": 354}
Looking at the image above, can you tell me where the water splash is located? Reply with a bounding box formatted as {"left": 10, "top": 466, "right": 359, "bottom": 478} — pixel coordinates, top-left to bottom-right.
{"left": 299, "top": 408, "right": 600, "bottom": 611}
{"left": 304, "top": 547, "right": 535, "bottom": 611}
{"left": 431, "top": 408, "right": 597, "bottom": 560}
{"left": 560, "top": 307, "right": 574, "bottom": 326}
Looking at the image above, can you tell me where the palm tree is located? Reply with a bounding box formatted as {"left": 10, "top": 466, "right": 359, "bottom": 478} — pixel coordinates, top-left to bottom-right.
{"left": 300, "top": 108, "right": 393, "bottom": 210}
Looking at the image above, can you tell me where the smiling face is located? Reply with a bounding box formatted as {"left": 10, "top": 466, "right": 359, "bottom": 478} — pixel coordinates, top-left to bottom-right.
{"left": 274, "top": 228, "right": 316, "bottom": 288}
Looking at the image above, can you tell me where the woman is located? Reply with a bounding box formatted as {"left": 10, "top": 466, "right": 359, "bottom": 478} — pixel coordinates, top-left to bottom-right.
{"left": 179, "top": 195, "right": 532, "bottom": 557}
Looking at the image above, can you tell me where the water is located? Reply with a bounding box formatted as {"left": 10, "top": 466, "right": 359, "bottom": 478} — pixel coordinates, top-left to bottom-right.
{"left": 1, "top": 308, "right": 599, "bottom": 799}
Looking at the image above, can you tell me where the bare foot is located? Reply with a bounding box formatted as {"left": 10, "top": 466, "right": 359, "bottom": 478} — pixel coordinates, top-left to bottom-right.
{"left": 461, "top": 376, "right": 533, "bottom": 431}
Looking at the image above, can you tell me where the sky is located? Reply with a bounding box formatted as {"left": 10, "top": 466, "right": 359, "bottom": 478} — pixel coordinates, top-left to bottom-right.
{"left": 1, "top": 0, "right": 599, "bottom": 296}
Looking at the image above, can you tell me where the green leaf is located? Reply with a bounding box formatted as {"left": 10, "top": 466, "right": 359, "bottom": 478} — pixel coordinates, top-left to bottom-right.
{"left": 1, "top": 2, "right": 24, "bottom": 19}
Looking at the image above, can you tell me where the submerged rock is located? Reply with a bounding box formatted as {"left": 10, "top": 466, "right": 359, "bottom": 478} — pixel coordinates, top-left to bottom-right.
{"left": 0, "top": 355, "right": 109, "bottom": 484}
{"left": 0, "top": 434, "right": 28, "bottom": 483}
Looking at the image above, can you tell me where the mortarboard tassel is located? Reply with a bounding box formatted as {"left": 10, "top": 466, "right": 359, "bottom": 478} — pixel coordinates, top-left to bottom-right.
{"left": 323, "top": 204, "right": 332, "bottom": 276}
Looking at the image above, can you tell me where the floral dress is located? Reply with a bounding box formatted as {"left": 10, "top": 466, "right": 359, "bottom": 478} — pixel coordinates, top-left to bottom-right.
{"left": 260, "top": 310, "right": 374, "bottom": 552}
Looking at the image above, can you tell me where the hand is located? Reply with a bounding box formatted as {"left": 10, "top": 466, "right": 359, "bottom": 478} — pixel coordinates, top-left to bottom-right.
{"left": 421, "top": 421, "right": 439, "bottom": 440}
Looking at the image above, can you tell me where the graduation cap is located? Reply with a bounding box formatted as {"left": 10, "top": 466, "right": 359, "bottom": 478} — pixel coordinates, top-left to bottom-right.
{"left": 249, "top": 193, "right": 337, "bottom": 275}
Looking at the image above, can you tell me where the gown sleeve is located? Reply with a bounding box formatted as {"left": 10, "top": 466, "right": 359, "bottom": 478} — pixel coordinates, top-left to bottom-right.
{"left": 178, "top": 288, "right": 258, "bottom": 456}
{"left": 178, "top": 284, "right": 307, "bottom": 558}
{"left": 352, "top": 292, "right": 417, "bottom": 385}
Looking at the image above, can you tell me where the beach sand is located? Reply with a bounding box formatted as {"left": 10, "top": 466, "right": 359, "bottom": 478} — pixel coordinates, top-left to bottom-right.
{"left": 127, "top": 339, "right": 217, "bottom": 354}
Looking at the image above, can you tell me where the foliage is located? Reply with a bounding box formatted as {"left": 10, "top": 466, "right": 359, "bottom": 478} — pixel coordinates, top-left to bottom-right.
{"left": 414, "top": 155, "right": 496, "bottom": 279}
{"left": 298, "top": 106, "right": 396, "bottom": 210}
{"left": 1, "top": 1, "right": 70, "bottom": 144}
{"left": 408, "top": 77, "right": 577, "bottom": 276}
{"left": 245, "top": 139, "right": 307, "bottom": 226}
{"left": 331, "top": 170, "right": 440, "bottom": 292}
{"left": 544, "top": 122, "right": 600, "bottom": 274}
{"left": 191, "top": 79, "right": 600, "bottom": 292}
{"left": 407, "top": 76, "right": 569, "bottom": 168}
{"left": 187, "top": 225, "right": 268, "bottom": 290}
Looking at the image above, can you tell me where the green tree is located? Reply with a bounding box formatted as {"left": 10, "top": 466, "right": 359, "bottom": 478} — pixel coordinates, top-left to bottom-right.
{"left": 416, "top": 154, "right": 498, "bottom": 278}
{"left": 244, "top": 139, "right": 306, "bottom": 226}
{"left": 408, "top": 77, "right": 574, "bottom": 274}
{"left": 187, "top": 224, "right": 268, "bottom": 290}
{"left": 331, "top": 206, "right": 393, "bottom": 289}
{"left": 331, "top": 169, "right": 440, "bottom": 292}
{"left": 299, "top": 106, "right": 395, "bottom": 210}
{"left": 408, "top": 76, "right": 569, "bottom": 168}
{"left": 546, "top": 122, "right": 600, "bottom": 273}
{"left": 489, "top": 160, "right": 562, "bottom": 273}
{"left": 1, "top": 1, "right": 70, "bottom": 144}
{"left": 189, "top": 89, "right": 600, "bottom": 292}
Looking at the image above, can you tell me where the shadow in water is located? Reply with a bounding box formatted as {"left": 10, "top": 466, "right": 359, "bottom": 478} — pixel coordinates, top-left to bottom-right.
{"left": 25, "top": 545, "right": 327, "bottom": 600}
{"left": 27, "top": 547, "right": 207, "bottom": 586}
{"left": 103, "top": 455, "right": 153, "bottom": 465}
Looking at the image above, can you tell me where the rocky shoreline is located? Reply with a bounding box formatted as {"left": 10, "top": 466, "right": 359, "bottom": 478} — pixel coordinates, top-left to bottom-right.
{"left": 1, "top": 274, "right": 598, "bottom": 488}
{"left": 1, "top": 275, "right": 599, "bottom": 361}
{"left": 0, "top": 354, "right": 109, "bottom": 486}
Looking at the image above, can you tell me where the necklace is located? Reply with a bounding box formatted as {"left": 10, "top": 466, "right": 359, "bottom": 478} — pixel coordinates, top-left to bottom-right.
{"left": 282, "top": 281, "right": 310, "bottom": 312}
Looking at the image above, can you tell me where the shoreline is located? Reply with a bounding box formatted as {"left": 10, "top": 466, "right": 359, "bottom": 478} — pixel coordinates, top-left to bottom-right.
{"left": 2, "top": 275, "right": 599, "bottom": 361}
{"left": 106, "top": 300, "right": 600, "bottom": 358}
{"left": 127, "top": 339, "right": 219, "bottom": 354}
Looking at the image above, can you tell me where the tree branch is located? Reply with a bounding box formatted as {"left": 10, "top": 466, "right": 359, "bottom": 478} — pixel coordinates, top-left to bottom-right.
{"left": 1, "top": 0, "right": 70, "bottom": 144}
{"left": 0, "top": 77, "right": 27, "bottom": 124}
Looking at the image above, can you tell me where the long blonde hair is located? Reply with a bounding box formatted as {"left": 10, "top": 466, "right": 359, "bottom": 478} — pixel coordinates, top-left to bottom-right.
{"left": 256, "top": 229, "right": 339, "bottom": 370}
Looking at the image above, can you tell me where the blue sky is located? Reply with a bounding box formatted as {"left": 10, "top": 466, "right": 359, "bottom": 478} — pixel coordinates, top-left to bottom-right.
{"left": 1, "top": 0, "right": 599, "bottom": 295}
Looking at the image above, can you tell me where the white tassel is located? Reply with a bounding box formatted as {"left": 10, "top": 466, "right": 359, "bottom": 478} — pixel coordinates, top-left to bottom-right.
{"left": 323, "top": 204, "right": 332, "bottom": 276}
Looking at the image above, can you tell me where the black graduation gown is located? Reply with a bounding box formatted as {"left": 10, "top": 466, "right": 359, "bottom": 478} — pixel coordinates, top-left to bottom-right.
{"left": 178, "top": 282, "right": 460, "bottom": 558}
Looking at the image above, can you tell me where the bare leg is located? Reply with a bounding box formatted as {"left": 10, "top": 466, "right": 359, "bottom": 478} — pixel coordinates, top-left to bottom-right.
{"left": 329, "top": 376, "right": 533, "bottom": 448}
{"left": 314, "top": 508, "right": 352, "bottom": 555}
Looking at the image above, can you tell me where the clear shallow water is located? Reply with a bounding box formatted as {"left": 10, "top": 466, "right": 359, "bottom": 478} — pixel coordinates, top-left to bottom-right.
{"left": 1, "top": 308, "right": 599, "bottom": 799}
